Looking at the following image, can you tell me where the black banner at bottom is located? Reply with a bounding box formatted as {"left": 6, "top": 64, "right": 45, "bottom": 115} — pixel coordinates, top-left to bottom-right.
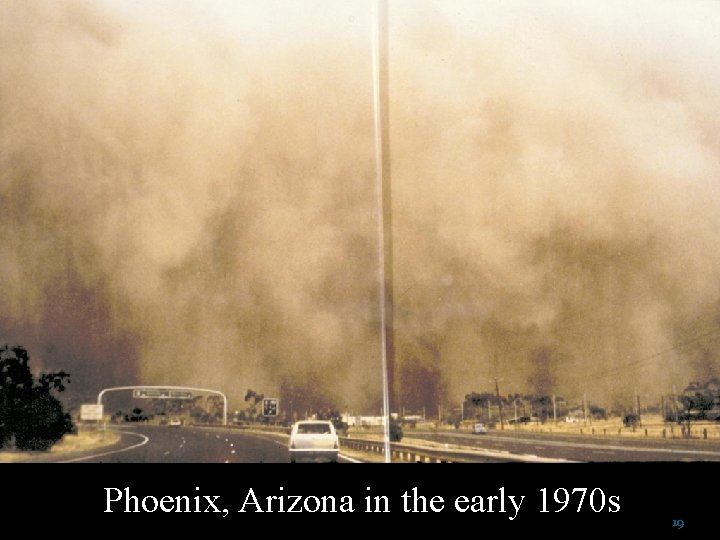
{"left": 1, "top": 462, "right": 706, "bottom": 533}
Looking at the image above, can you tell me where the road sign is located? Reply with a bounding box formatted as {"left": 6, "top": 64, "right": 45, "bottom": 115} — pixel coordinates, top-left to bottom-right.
{"left": 132, "top": 388, "right": 193, "bottom": 399}
{"left": 262, "top": 398, "right": 279, "bottom": 417}
{"left": 80, "top": 404, "right": 104, "bottom": 421}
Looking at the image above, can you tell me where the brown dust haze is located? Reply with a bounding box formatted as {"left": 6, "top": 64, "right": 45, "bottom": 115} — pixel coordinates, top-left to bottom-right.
{"left": 1, "top": 0, "right": 720, "bottom": 413}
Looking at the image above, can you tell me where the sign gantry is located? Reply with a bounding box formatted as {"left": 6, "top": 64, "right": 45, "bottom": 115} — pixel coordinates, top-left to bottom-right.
{"left": 97, "top": 386, "right": 227, "bottom": 425}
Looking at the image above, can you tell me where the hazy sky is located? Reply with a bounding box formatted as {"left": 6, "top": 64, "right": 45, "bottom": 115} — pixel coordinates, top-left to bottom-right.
{"left": 2, "top": 0, "right": 720, "bottom": 412}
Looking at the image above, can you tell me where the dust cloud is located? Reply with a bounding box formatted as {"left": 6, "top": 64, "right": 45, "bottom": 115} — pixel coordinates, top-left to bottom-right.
{"left": 1, "top": 0, "right": 719, "bottom": 412}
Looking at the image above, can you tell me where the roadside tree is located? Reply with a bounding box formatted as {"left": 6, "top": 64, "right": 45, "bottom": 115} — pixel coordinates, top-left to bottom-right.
{"left": 0, "top": 345, "right": 74, "bottom": 450}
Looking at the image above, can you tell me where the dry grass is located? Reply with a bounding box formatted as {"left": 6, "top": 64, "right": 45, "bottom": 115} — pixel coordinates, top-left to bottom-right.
{"left": 50, "top": 429, "right": 120, "bottom": 452}
{"left": 0, "top": 429, "right": 120, "bottom": 462}
{"left": 496, "top": 414, "right": 720, "bottom": 440}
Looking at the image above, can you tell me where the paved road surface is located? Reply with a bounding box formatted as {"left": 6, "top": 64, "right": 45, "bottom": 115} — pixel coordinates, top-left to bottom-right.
{"left": 17, "top": 426, "right": 357, "bottom": 463}
{"left": 406, "top": 429, "right": 720, "bottom": 461}
{"left": 15, "top": 424, "right": 720, "bottom": 462}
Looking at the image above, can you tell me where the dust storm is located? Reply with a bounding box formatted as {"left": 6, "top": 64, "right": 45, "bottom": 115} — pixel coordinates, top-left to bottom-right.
{"left": 1, "top": 0, "right": 719, "bottom": 412}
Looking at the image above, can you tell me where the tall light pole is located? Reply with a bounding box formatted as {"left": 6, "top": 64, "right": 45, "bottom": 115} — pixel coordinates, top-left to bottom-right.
{"left": 372, "top": 0, "right": 393, "bottom": 463}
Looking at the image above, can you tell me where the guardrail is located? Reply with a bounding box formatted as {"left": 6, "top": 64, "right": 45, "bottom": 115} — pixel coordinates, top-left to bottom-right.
{"left": 341, "top": 438, "right": 453, "bottom": 462}
{"left": 339, "top": 437, "right": 536, "bottom": 463}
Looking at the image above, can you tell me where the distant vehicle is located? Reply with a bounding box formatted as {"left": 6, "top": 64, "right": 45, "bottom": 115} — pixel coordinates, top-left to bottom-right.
{"left": 390, "top": 419, "right": 403, "bottom": 441}
{"left": 168, "top": 417, "right": 182, "bottom": 427}
{"left": 125, "top": 410, "right": 150, "bottom": 423}
{"left": 472, "top": 423, "right": 488, "bottom": 434}
{"left": 289, "top": 420, "right": 339, "bottom": 463}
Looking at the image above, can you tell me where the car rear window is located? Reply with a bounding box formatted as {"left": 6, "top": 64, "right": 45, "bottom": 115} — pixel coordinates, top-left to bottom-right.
{"left": 297, "top": 423, "right": 332, "bottom": 434}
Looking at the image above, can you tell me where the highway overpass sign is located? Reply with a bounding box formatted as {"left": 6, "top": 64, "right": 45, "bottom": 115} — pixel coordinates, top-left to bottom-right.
{"left": 98, "top": 386, "right": 227, "bottom": 425}
{"left": 133, "top": 388, "right": 194, "bottom": 399}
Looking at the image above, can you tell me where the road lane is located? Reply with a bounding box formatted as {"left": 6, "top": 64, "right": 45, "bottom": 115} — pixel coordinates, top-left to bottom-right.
{"left": 406, "top": 430, "right": 720, "bottom": 461}
{"left": 14, "top": 425, "right": 360, "bottom": 463}
{"left": 71, "top": 426, "right": 290, "bottom": 463}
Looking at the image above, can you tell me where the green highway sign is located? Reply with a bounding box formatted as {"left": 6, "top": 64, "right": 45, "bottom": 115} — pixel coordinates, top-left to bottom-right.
{"left": 133, "top": 388, "right": 193, "bottom": 399}
{"left": 262, "top": 398, "right": 279, "bottom": 417}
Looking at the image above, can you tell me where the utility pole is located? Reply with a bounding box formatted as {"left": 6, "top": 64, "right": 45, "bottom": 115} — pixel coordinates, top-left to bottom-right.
{"left": 634, "top": 388, "right": 638, "bottom": 415}
{"left": 494, "top": 378, "right": 504, "bottom": 430}
{"left": 552, "top": 394, "right": 557, "bottom": 424}
{"left": 660, "top": 395, "right": 665, "bottom": 422}
{"left": 636, "top": 389, "right": 642, "bottom": 427}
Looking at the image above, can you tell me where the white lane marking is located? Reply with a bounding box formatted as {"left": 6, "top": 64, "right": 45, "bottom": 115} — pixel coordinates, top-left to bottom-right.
{"left": 164, "top": 451, "right": 170, "bottom": 455}
{"left": 338, "top": 454, "right": 363, "bottom": 463}
{"left": 230, "top": 443, "right": 234, "bottom": 447}
{"left": 58, "top": 431, "right": 150, "bottom": 463}
{"left": 231, "top": 450, "right": 236, "bottom": 454}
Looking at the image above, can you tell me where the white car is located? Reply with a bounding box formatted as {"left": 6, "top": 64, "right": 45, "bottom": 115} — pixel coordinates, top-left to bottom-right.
{"left": 472, "top": 422, "right": 488, "bottom": 434}
{"left": 288, "top": 420, "right": 339, "bottom": 463}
